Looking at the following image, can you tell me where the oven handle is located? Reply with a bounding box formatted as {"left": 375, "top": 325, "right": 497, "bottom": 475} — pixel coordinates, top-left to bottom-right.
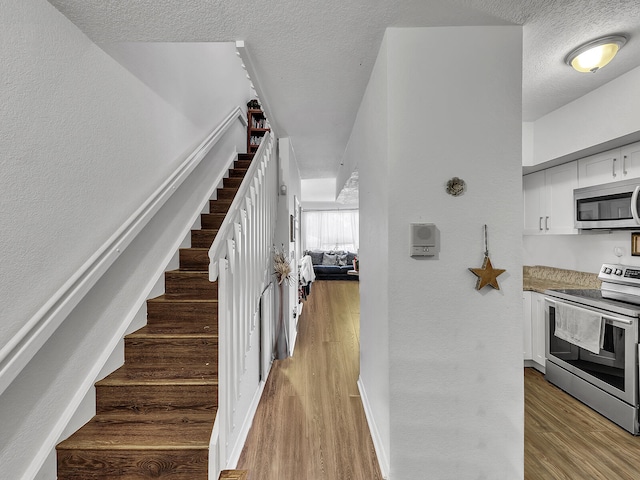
{"left": 632, "top": 185, "right": 640, "bottom": 225}
{"left": 603, "top": 315, "right": 633, "bottom": 326}
{"left": 545, "top": 297, "right": 634, "bottom": 325}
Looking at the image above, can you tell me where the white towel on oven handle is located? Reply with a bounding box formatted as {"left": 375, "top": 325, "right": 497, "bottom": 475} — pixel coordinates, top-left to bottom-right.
{"left": 555, "top": 303, "right": 605, "bottom": 354}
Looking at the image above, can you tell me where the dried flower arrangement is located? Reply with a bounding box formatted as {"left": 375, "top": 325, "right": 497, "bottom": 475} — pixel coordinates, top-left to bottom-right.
{"left": 273, "top": 245, "right": 292, "bottom": 285}
{"left": 273, "top": 244, "right": 292, "bottom": 360}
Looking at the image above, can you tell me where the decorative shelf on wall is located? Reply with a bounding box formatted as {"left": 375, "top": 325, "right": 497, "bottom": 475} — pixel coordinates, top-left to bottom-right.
{"left": 247, "top": 109, "right": 270, "bottom": 153}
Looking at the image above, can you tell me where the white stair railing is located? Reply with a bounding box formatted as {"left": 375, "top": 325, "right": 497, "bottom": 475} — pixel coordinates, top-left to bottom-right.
{"left": 208, "top": 131, "right": 277, "bottom": 474}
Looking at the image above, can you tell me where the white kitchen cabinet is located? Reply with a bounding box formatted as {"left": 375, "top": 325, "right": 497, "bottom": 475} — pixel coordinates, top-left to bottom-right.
{"left": 531, "top": 293, "right": 546, "bottom": 371}
{"left": 523, "top": 161, "right": 578, "bottom": 235}
{"left": 578, "top": 141, "right": 640, "bottom": 187}
{"left": 523, "top": 171, "right": 545, "bottom": 234}
{"left": 621, "top": 142, "right": 640, "bottom": 180}
{"left": 523, "top": 291, "right": 532, "bottom": 361}
{"left": 523, "top": 291, "right": 545, "bottom": 372}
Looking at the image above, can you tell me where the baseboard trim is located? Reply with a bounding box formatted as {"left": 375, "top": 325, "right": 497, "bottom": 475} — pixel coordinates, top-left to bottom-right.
{"left": 524, "top": 360, "right": 545, "bottom": 373}
{"left": 357, "top": 376, "right": 390, "bottom": 480}
{"left": 227, "top": 377, "right": 268, "bottom": 468}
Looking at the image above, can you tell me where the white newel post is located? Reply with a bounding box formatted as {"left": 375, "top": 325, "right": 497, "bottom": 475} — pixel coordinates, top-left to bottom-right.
{"left": 216, "top": 257, "right": 229, "bottom": 469}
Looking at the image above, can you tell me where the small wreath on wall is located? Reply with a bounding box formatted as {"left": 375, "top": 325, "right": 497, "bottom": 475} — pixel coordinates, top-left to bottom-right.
{"left": 446, "top": 177, "right": 466, "bottom": 197}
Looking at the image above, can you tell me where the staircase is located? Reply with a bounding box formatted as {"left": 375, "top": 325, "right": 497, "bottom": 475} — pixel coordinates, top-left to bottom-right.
{"left": 56, "top": 154, "right": 254, "bottom": 480}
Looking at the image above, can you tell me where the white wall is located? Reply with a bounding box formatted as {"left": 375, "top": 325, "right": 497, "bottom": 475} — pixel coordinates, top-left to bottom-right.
{"left": 522, "top": 122, "right": 534, "bottom": 167}
{"left": 102, "top": 42, "right": 251, "bottom": 131}
{"left": 530, "top": 66, "right": 640, "bottom": 166}
{"left": 352, "top": 26, "right": 524, "bottom": 479}
{"left": 0, "top": 0, "right": 251, "bottom": 477}
{"left": 523, "top": 231, "right": 640, "bottom": 273}
{"left": 301, "top": 178, "right": 337, "bottom": 202}
{"left": 343, "top": 33, "right": 390, "bottom": 475}
{"left": 275, "top": 138, "right": 303, "bottom": 356}
{"left": 0, "top": 0, "right": 248, "bottom": 354}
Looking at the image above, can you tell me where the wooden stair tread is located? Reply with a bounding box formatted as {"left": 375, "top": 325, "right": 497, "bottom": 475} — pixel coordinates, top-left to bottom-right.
{"left": 147, "top": 295, "right": 217, "bottom": 304}
{"left": 166, "top": 268, "right": 208, "bottom": 274}
{"left": 162, "top": 293, "right": 216, "bottom": 300}
{"left": 97, "top": 365, "right": 217, "bottom": 385}
{"left": 130, "top": 324, "right": 217, "bottom": 335}
{"left": 219, "top": 470, "right": 249, "bottom": 480}
{"left": 57, "top": 412, "right": 216, "bottom": 450}
{"left": 126, "top": 327, "right": 217, "bottom": 340}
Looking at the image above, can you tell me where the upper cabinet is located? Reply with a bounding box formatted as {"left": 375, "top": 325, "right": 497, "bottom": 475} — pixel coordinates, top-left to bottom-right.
{"left": 523, "top": 141, "right": 640, "bottom": 236}
{"left": 524, "top": 161, "right": 578, "bottom": 235}
{"left": 578, "top": 141, "right": 640, "bottom": 188}
{"left": 622, "top": 142, "right": 640, "bottom": 179}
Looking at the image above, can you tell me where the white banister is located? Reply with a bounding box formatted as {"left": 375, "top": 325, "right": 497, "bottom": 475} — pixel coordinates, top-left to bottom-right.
{"left": 208, "top": 131, "right": 278, "bottom": 473}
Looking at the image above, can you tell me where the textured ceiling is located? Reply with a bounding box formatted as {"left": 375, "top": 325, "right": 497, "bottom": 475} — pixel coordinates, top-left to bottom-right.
{"left": 47, "top": 0, "right": 640, "bottom": 182}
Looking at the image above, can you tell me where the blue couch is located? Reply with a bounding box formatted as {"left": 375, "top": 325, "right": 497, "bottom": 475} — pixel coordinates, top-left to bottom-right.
{"left": 305, "top": 250, "right": 358, "bottom": 280}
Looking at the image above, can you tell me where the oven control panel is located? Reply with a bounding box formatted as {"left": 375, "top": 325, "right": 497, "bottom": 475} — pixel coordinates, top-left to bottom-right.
{"left": 599, "top": 263, "right": 640, "bottom": 284}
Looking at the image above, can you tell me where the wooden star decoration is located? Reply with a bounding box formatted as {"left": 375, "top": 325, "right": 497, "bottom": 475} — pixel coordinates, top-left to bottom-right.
{"left": 469, "top": 255, "right": 506, "bottom": 290}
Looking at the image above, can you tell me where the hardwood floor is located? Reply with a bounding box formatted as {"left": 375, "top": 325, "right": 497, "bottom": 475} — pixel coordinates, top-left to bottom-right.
{"left": 525, "top": 368, "right": 640, "bottom": 479}
{"left": 237, "top": 280, "right": 383, "bottom": 480}
{"left": 239, "top": 281, "right": 640, "bottom": 479}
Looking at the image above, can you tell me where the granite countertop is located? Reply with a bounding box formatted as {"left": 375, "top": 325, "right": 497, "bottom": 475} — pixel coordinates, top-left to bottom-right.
{"left": 523, "top": 265, "right": 601, "bottom": 293}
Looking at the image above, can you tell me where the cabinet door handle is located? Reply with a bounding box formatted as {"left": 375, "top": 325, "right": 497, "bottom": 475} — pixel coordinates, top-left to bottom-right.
{"left": 624, "top": 155, "right": 628, "bottom": 175}
{"left": 613, "top": 158, "right": 617, "bottom": 178}
{"left": 539, "top": 217, "right": 543, "bottom": 231}
{"left": 545, "top": 216, "right": 549, "bottom": 231}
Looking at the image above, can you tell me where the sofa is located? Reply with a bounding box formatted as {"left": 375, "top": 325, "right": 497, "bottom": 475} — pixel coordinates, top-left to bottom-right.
{"left": 304, "top": 250, "right": 358, "bottom": 280}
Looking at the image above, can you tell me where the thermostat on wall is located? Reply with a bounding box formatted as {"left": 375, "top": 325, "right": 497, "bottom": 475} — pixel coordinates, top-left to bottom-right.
{"left": 410, "top": 223, "right": 439, "bottom": 257}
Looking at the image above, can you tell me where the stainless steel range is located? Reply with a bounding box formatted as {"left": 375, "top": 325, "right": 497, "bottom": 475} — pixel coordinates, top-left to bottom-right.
{"left": 545, "top": 263, "right": 640, "bottom": 434}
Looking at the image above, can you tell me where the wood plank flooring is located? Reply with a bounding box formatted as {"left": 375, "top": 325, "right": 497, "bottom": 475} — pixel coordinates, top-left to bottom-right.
{"left": 525, "top": 367, "right": 640, "bottom": 479}
{"left": 239, "top": 281, "right": 640, "bottom": 479}
{"left": 237, "top": 280, "right": 383, "bottom": 480}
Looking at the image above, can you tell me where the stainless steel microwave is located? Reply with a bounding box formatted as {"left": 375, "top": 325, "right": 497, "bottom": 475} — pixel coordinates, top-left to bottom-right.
{"left": 574, "top": 178, "right": 640, "bottom": 229}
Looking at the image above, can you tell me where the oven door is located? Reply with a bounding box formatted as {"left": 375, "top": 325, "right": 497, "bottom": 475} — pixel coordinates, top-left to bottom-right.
{"left": 545, "top": 297, "right": 638, "bottom": 406}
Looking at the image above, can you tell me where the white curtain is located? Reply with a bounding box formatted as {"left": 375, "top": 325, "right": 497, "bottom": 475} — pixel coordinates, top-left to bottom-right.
{"left": 302, "top": 209, "right": 359, "bottom": 252}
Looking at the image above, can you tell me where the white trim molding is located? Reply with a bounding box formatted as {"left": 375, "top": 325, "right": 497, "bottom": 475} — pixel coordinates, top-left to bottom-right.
{"left": 236, "top": 40, "right": 278, "bottom": 138}
{"left": 358, "top": 377, "right": 390, "bottom": 479}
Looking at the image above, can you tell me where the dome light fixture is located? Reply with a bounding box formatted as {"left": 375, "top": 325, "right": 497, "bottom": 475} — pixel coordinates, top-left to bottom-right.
{"left": 565, "top": 35, "right": 627, "bottom": 73}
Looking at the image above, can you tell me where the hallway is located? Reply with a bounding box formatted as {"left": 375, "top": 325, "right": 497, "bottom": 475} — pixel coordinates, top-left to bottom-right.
{"left": 237, "top": 280, "right": 383, "bottom": 479}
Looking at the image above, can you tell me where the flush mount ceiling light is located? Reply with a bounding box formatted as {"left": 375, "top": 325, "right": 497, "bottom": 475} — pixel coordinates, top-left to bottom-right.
{"left": 565, "top": 35, "right": 627, "bottom": 73}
